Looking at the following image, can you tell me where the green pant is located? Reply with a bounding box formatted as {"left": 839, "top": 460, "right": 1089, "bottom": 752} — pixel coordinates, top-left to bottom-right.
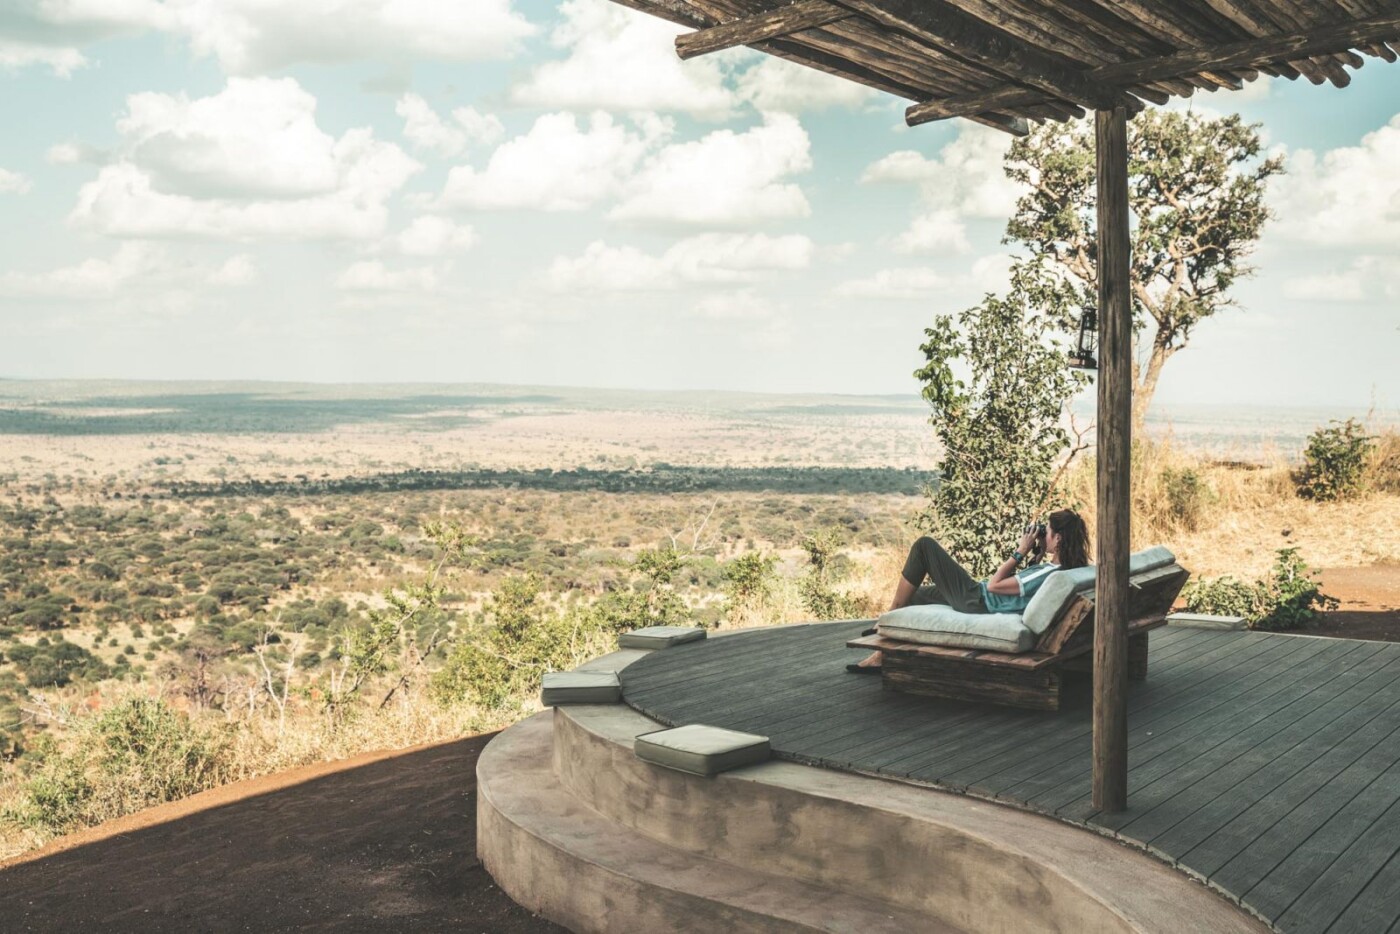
{"left": 901, "top": 536, "right": 987, "bottom": 614}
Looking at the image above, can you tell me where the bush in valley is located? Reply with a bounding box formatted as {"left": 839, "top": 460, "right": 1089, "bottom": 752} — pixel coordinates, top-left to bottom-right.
{"left": 797, "top": 530, "right": 868, "bottom": 620}
{"left": 1182, "top": 548, "right": 1338, "bottom": 630}
{"left": 722, "top": 552, "right": 777, "bottom": 625}
{"left": 1368, "top": 427, "right": 1400, "bottom": 494}
{"left": 6, "top": 638, "right": 110, "bottom": 688}
{"left": 430, "top": 575, "right": 616, "bottom": 710}
{"left": 2, "top": 695, "right": 228, "bottom": 837}
{"left": 1297, "top": 419, "right": 1375, "bottom": 502}
{"left": 1159, "top": 466, "right": 1215, "bottom": 532}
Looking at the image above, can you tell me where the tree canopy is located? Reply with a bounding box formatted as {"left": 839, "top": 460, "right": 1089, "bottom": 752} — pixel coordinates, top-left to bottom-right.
{"left": 1004, "top": 110, "right": 1283, "bottom": 428}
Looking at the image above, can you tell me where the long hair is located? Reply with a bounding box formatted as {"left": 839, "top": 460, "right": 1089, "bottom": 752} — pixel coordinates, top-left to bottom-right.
{"left": 1048, "top": 509, "right": 1090, "bottom": 569}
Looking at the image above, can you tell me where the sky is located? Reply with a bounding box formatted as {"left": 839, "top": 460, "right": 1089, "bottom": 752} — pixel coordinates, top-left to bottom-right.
{"left": 0, "top": 0, "right": 1397, "bottom": 411}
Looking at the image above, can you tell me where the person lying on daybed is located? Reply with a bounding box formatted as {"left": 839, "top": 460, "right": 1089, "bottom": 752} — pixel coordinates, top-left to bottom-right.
{"left": 847, "top": 508, "right": 1090, "bottom": 674}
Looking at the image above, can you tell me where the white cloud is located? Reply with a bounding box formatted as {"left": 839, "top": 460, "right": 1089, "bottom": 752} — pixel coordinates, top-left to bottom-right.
{"left": 547, "top": 242, "right": 667, "bottom": 292}
{"left": 610, "top": 114, "right": 811, "bottom": 226}
{"left": 835, "top": 254, "right": 1011, "bottom": 300}
{"left": 735, "top": 57, "right": 877, "bottom": 114}
{"left": 335, "top": 260, "right": 439, "bottom": 292}
{"left": 512, "top": 0, "right": 736, "bottom": 120}
{"left": 0, "top": 1, "right": 170, "bottom": 75}
{"left": 862, "top": 123, "right": 1022, "bottom": 257}
{"left": 396, "top": 93, "right": 467, "bottom": 158}
{"left": 70, "top": 77, "right": 420, "bottom": 240}
{"left": 0, "top": 168, "right": 31, "bottom": 194}
{"left": 1271, "top": 113, "right": 1400, "bottom": 247}
{"left": 452, "top": 106, "right": 504, "bottom": 148}
{"left": 893, "top": 209, "right": 970, "bottom": 254}
{"left": 0, "top": 40, "right": 88, "bottom": 75}
{"left": 0, "top": 0, "right": 534, "bottom": 75}
{"left": 394, "top": 216, "right": 478, "bottom": 256}
{"left": 118, "top": 77, "right": 341, "bottom": 198}
{"left": 207, "top": 253, "right": 257, "bottom": 286}
{"left": 836, "top": 267, "right": 948, "bottom": 299}
{"left": 395, "top": 95, "right": 505, "bottom": 158}
{"left": 1281, "top": 269, "right": 1366, "bottom": 302}
{"left": 46, "top": 142, "right": 104, "bottom": 165}
{"left": 171, "top": 0, "right": 535, "bottom": 74}
{"left": 547, "top": 233, "right": 813, "bottom": 291}
{"left": 442, "top": 111, "right": 668, "bottom": 212}
{"left": 0, "top": 242, "right": 242, "bottom": 299}
{"left": 861, "top": 126, "right": 1020, "bottom": 218}
{"left": 690, "top": 288, "right": 780, "bottom": 320}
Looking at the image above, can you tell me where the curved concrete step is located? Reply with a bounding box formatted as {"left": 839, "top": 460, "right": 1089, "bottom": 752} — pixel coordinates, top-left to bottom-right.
{"left": 478, "top": 712, "right": 962, "bottom": 934}
{"left": 550, "top": 701, "right": 1265, "bottom": 934}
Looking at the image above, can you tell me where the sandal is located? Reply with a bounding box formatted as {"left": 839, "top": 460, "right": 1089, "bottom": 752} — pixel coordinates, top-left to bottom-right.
{"left": 846, "top": 663, "right": 882, "bottom": 674}
{"left": 860, "top": 627, "right": 878, "bottom": 637}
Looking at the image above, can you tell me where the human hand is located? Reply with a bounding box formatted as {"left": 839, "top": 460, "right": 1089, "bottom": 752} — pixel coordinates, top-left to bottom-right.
{"left": 1018, "top": 529, "right": 1038, "bottom": 554}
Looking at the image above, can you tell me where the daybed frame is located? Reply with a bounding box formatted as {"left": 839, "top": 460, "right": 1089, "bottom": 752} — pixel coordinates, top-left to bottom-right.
{"left": 846, "top": 563, "right": 1191, "bottom": 711}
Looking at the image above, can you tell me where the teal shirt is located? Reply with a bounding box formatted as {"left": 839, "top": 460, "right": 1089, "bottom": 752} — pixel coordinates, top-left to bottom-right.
{"left": 980, "top": 563, "right": 1058, "bottom": 614}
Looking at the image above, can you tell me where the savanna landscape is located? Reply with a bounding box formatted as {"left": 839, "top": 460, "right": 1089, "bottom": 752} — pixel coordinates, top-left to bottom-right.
{"left": 0, "top": 378, "right": 1395, "bottom": 875}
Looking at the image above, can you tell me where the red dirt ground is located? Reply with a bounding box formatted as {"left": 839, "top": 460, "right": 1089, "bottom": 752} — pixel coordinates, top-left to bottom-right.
{"left": 1313, "top": 565, "right": 1400, "bottom": 642}
{"left": 0, "top": 733, "right": 565, "bottom": 933}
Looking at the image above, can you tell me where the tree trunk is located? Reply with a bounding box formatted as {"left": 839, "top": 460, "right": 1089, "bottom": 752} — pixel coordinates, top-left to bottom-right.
{"left": 1131, "top": 332, "right": 1175, "bottom": 434}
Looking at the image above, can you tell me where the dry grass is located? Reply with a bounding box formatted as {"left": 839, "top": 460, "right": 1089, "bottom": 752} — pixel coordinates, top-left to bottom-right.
{"left": 1061, "top": 432, "right": 1400, "bottom": 578}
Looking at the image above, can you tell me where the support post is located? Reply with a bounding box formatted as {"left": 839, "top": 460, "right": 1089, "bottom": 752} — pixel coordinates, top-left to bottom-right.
{"left": 1093, "top": 106, "right": 1132, "bottom": 813}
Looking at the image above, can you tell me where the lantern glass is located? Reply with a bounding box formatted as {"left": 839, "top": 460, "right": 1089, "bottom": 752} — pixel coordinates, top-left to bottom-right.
{"left": 1068, "top": 306, "right": 1098, "bottom": 370}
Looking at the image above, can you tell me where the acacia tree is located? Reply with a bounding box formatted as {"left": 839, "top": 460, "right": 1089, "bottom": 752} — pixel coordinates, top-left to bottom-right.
{"left": 917, "top": 264, "right": 1088, "bottom": 577}
{"left": 1003, "top": 110, "right": 1283, "bottom": 429}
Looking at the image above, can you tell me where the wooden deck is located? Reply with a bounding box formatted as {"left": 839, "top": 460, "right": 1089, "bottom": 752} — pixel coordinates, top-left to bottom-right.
{"left": 620, "top": 621, "right": 1400, "bottom": 934}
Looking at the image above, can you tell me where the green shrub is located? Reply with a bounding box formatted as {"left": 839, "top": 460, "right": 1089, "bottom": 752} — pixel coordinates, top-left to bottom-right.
{"left": 1160, "top": 467, "right": 1214, "bottom": 531}
{"left": 1298, "top": 419, "right": 1374, "bottom": 502}
{"left": 2, "top": 696, "right": 228, "bottom": 837}
{"left": 797, "top": 530, "right": 866, "bottom": 620}
{"left": 1183, "top": 548, "right": 1338, "bottom": 630}
{"left": 722, "top": 552, "right": 777, "bottom": 621}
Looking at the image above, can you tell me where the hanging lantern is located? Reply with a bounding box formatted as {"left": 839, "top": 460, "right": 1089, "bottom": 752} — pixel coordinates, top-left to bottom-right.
{"left": 1068, "top": 304, "right": 1098, "bottom": 370}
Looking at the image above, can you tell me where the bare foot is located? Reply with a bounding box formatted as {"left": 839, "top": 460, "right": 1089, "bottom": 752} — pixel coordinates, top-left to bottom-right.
{"left": 856, "top": 651, "right": 882, "bottom": 668}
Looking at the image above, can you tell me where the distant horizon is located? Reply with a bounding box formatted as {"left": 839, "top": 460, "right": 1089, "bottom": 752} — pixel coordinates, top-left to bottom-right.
{"left": 0, "top": 374, "right": 1392, "bottom": 421}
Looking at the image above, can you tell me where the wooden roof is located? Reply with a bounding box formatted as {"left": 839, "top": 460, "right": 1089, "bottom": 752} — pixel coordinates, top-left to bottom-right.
{"left": 610, "top": 0, "right": 1400, "bottom": 134}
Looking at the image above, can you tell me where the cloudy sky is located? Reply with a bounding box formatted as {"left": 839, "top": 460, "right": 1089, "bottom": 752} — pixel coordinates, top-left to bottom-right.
{"left": 1, "top": 0, "right": 1397, "bottom": 410}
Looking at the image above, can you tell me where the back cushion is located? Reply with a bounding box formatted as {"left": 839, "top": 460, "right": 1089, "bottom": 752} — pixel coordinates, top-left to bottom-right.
{"left": 1020, "top": 546, "right": 1176, "bottom": 636}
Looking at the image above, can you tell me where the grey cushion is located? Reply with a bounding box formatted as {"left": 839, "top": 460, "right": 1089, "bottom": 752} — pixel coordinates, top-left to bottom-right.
{"left": 1021, "top": 546, "right": 1178, "bottom": 635}
{"left": 634, "top": 724, "right": 770, "bottom": 776}
{"left": 877, "top": 604, "right": 1034, "bottom": 653}
{"left": 540, "top": 671, "right": 622, "bottom": 706}
{"left": 618, "top": 625, "right": 707, "bottom": 649}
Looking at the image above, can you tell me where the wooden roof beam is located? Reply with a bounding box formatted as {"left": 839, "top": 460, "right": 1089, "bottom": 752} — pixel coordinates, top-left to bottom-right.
{"left": 828, "top": 0, "right": 1145, "bottom": 113}
{"left": 676, "top": 0, "right": 853, "bottom": 59}
{"left": 907, "top": 11, "right": 1400, "bottom": 125}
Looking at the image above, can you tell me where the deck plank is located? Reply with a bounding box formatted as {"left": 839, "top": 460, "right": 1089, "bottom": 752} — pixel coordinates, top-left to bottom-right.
{"left": 618, "top": 621, "right": 1400, "bottom": 934}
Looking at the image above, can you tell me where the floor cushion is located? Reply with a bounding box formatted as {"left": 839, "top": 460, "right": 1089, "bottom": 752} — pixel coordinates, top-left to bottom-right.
{"left": 540, "top": 671, "right": 622, "bottom": 705}
{"left": 634, "top": 724, "right": 770, "bottom": 776}
{"left": 618, "top": 625, "right": 707, "bottom": 649}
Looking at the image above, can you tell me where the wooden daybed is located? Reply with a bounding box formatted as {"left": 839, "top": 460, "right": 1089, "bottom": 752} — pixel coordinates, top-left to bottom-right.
{"left": 846, "top": 562, "right": 1190, "bottom": 711}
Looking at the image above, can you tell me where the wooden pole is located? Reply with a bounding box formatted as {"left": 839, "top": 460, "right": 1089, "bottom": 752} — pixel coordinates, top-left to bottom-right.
{"left": 1093, "top": 106, "right": 1132, "bottom": 813}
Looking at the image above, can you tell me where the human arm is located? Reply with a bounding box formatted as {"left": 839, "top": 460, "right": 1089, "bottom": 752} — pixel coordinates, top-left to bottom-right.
{"left": 985, "top": 529, "right": 1039, "bottom": 596}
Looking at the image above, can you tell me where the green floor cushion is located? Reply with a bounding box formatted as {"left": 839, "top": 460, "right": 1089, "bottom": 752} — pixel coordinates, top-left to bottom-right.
{"left": 618, "top": 625, "right": 707, "bottom": 649}
{"left": 877, "top": 605, "right": 1034, "bottom": 653}
{"left": 540, "top": 671, "right": 622, "bottom": 706}
{"left": 634, "top": 724, "right": 771, "bottom": 776}
{"left": 1021, "top": 546, "right": 1178, "bottom": 635}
